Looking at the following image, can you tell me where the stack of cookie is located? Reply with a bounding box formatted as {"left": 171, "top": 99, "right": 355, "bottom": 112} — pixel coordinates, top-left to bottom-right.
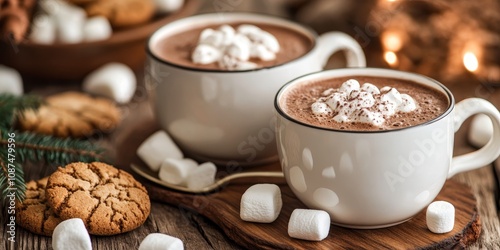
{"left": 16, "top": 162, "right": 151, "bottom": 236}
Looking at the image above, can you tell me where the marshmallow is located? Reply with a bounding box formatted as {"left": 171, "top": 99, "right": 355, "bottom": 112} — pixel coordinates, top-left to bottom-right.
{"left": 250, "top": 44, "right": 275, "bottom": 61}
{"left": 83, "top": 16, "right": 112, "bottom": 42}
{"left": 192, "top": 24, "right": 280, "bottom": 70}
{"left": 240, "top": 184, "right": 282, "bottom": 223}
{"left": 399, "top": 94, "right": 417, "bottom": 112}
{"left": 312, "top": 79, "right": 417, "bottom": 126}
{"left": 361, "top": 83, "right": 380, "bottom": 95}
{"left": 256, "top": 31, "right": 280, "bottom": 53}
{"left": 186, "top": 162, "right": 217, "bottom": 190}
{"left": 52, "top": 218, "right": 92, "bottom": 250}
{"left": 219, "top": 25, "right": 235, "bottom": 46}
{"left": 53, "top": 4, "right": 86, "bottom": 43}
{"left": 153, "top": 0, "right": 184, "bottom": 14}
{"left": 158, "top": 158, "right": 197, "bottom": 185}
{"left": 237, "top": 25, "right": 261, "bottom": 36}
{"left": 139, "top": 233, "right": 184, "bottom": 250}
{"left": 311, "top": 102, "right": 332, "bottom": 115}
{"left": 29, "top": 15, "right": 56, "bottom": 44}
{"left": 226, "top": 41, "right": 250, "bottom": 61}
{"left": 192, "top": 44, "right": 221, "bottom": 64}
{"left": 288, "top": 209, "right": 331, "bottom": 241}
{"left": 426, "top": 201, "right": 455, "bottom": 234}
{"left": 339, "top": 79, "right": 360, "bottom": 94}
{"left": 137, "top": 130, "right": 184, "bottom": 171}
{"left": 468, "top": 114, "right": 493, "bottom": 148}
{"left": 0, "top": 65, "right": 23, "bottom": 96}
{"left": 82, "top": 63, "right": 136, "bottom": 103}
{"left": 199, "top": 31, "right": 224, "bottom": 48}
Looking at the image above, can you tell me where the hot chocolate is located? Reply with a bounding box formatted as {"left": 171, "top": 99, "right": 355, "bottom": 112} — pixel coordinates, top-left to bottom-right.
{"left": 280, "top": 76, "right": 449, "bottom": 131}
{"left": 151, "top": 22, "right": 314, "bottom": 70}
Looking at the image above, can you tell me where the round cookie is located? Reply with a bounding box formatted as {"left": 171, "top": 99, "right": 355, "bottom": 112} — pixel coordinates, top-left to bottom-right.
{"left": 16, "top": 177, "right": 63, "bottom": 236}
{"left": 85, "top": 0, "right": 155, "bottom": 28}
{"left": 45, "top": 162, "right": 151, "bottom": 235}
{"left": 18, "top": 91, "right": 121, "bottom": 138}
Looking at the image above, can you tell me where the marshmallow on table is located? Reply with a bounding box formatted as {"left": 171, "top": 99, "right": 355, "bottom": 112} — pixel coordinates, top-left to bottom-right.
{"left": 240, "top": 184, "right": 282, "bottom": 223}
{"left": 83, "top": 16, "right": 112, "bottom": 42}
{"left": 139, "top": 233, "right": 184, "bottom": 250}
{"left": 29, "top": 15, "right": 56, "bottom": 44}
{"left": 426, "top": 201, "right": 455, "bottom": 234}
{"left": 52, "top": 218, "right": 92, "bottom": 250}
{"left": 154, "top": 0, "right": 184, "bottom": 13}
{"left": 83, "top": 63, "right": 137, "bottom": 103}
{"left": 186, "top": 162, "right": 217, "bottom": 190}
{"left": 137, "top": 130, "right": 184, "bottom": 171}
{"left": 468, "top": 114, "right": 493, "bottom": 148}
{"left": 158, "top": 158, "right": 197, "bottom": 185}
{"left": 288, "top": 209, "right": 330, "bottom": 241}
{"left": 0, "top": 65, "right": 23, "bottom": 96}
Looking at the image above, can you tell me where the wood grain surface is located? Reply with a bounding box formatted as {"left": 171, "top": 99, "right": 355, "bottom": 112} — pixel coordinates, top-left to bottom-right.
{"left": 141, "top": 162, "right": 481, "bottom": 250}
{"left": 2, "top": 2, "right": 500, "bottom": 248}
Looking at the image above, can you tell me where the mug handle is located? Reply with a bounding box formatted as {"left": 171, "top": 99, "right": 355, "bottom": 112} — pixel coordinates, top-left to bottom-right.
{"left": 448, "top": 98, "right": 500, "bottom": 178}
{"left": 316, "top": 32, "right": 366, "bottom": 68}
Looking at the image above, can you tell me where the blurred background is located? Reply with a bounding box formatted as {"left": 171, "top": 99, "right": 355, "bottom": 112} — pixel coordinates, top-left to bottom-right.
{"left": 1, "top": 0, "right": 498, "bottom": 88}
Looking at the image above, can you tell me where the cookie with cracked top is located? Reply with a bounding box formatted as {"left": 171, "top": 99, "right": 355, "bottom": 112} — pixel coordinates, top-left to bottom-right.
{"left": 45, "top": 162, "right": 151, "bottom": 235}
{"left": 16, "top": 177, "right": 63, "bottom": 236}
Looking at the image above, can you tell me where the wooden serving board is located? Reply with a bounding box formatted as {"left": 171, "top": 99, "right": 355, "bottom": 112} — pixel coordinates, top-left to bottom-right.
{"left": 114, "top": 112, "right": 480, "bottom": 250}
{"left": 133, "top": 162, "right": 480, "bottom": 250}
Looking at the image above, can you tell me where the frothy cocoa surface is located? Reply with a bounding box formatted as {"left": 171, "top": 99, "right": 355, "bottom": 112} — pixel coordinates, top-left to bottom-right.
{"left": 152, "top": 22, "right": 313, "bottom": 70}
{"left": 280, "top": 76, "right": 449, "bottom": 131}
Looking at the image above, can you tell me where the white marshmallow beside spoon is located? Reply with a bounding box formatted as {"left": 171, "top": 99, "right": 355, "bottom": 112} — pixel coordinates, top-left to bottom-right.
{"left": 130, "top": 163, "right": 283, "bottom": 193}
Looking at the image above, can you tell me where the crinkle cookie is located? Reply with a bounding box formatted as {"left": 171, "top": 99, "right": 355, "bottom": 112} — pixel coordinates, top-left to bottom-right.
{"left": 46, "top": 162, "right": 151, "bottom": 235}
{"left": 16, "top": 177, "right": 63, "bottom": 236}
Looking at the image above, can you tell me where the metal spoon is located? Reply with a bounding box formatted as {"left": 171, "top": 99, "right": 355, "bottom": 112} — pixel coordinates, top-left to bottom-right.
{"left": 130, "top": 163, "right": 284, "bottom": 194}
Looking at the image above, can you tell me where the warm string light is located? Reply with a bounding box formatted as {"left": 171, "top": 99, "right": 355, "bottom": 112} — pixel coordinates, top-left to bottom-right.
{"left": 384, "top": 51, "right": 398, "bottom": 67}
{"left": 381, "top": 31, "right": 402, "bottom": 68}
{"left": 463, "top": 51, "right": 479, "bottom": 73}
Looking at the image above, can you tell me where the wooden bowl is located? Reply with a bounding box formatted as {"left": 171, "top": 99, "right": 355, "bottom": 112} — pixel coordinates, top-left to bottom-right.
{"left": 0, "top": 0, "right": 200, "bottom": 80}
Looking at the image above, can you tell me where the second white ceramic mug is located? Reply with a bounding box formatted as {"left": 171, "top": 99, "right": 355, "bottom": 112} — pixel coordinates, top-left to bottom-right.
{"left": 275, "top": 68, "right": 500, "bottom": 228}
{"left": 146, "top": 13, "right": 366, "bottom": 165}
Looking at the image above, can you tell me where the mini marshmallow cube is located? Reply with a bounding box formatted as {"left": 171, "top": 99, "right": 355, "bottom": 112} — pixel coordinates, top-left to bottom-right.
{"left": 137, "top": 130, "right": 184, "bottom": 171}
{"left": 186, "top": 162, "right": 217, "bottom": 190}
{"left": 29, "top": 15, "right": 56, "bottom": 44}
{"left": 288, "top": 209, "right": 331, "bottom": 241}
{"left": 468, "top": 114, "right": 493, "bottom": 148}
{"left": 83, "top": 16, "right": 112, "bottom": 42}
{"left": 158, "top": 158, "right": 197, "bottom": 185}
{"left": 154, "top": 0, "right": 184, "bottom": 13}
{"left": 83, "top": 62, "right": 137, "bottom": 103}
{"left": 139, "top": 233, "right": 184, "bottom": 250}
{"left": 426, "top": 201, "right": 455, "bottom": 234}
{"left": 52, "top": 218, "right": 92, "bottom": 250}
{"left": 0, "top": 65, "right": 23, "bottom": 96}
{"left": 54, "top": 4, "right": 86, "bottom": 43}
{"left": 240, "top": 184, "right": 282, "bottom": 223}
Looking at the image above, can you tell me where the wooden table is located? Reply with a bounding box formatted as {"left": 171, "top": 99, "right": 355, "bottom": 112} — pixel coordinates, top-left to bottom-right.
{"left": 2, "top": 66, "right": 500, "bottom": 250}
{"left": 2, "top": 4, "right": 500, "bottom": 250}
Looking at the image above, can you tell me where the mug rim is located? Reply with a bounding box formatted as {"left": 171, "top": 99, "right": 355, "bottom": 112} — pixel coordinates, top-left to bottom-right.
{"left": 146, "top": 12, "right": 318, "bottom": 73}
{"left": 274, "top": 68, "right": 455, "bottom": 133}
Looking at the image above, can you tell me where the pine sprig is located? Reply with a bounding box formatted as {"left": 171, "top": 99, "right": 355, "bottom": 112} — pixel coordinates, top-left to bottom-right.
{"left": 0, "top": 93, "right": 107, "bottom": 203}
{"left": 0, "top": 131, "right": 105, "bottom": 165}
{"left": 0, "top": 149, "right": 26, "bottom": 202}
{"left": 0, "top": 94, "right": 43, "bottom": 130}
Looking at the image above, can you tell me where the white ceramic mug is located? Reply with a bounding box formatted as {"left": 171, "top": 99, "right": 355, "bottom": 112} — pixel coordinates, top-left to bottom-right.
{"left": 146, "top": 13, "right": 366, "bottom": 165}
{"left": 275, "top": 68, "right": 500, "bottom": 228}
